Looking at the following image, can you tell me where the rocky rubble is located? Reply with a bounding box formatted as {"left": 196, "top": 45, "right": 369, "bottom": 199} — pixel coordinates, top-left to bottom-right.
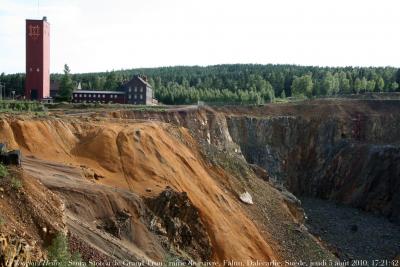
{"left": 68, "top": 233, "right": 117, "bottom": 265}
{"left": 144, "top": 187, "right": 212, "bottom": 261}
{"left": 0, "top": 166, "right": 66, "bottom": 262}
{"left": 302, "top": 197, "right": 400, "bottom": 261}
{"left": 0, "top": 234, "right": 31, "bottom": 267}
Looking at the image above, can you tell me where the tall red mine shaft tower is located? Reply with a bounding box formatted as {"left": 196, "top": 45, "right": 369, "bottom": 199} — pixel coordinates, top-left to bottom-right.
{"left": 25, "top": 17, "right": 50, "bottom": 100}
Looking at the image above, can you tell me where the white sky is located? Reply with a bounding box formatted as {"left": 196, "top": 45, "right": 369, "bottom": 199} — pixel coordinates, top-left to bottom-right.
{"left": 0, "top": 0, "right": 399, "bottom": 74}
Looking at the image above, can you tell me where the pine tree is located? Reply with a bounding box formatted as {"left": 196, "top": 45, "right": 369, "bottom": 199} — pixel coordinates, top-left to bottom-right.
{"left": 57, "top": 64, "right": 74, "bottom": 102}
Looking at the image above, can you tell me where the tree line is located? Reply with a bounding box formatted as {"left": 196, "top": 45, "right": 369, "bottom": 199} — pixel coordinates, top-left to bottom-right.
{"left": 1, "top": 64, "right": 400, "bottom": 104}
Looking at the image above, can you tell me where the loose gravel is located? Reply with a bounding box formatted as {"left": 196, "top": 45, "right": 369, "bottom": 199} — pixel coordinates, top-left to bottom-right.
{"left": 301, "top": 197, "right": 400, "bottom": 261}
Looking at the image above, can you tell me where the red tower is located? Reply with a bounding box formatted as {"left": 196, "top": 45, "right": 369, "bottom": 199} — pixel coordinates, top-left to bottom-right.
{"left": 25, "top": 17, "right": 50, "bottom": 100}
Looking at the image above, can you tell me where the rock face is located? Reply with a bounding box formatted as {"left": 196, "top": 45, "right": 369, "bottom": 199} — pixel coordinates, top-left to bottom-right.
{"left": 112, "top": 101, "right": 400, "bottom": 224}
{"left": 96, "top": 210, "right": 132, "bottom": 239}
{"left": 249, "top": 164, "right": 270, "bottom": 181}
{"left": 144, "top": 187, "right": 212, "bottom": 261}
{"left": 226, "top": 110, "right": 400, "bottom": 223}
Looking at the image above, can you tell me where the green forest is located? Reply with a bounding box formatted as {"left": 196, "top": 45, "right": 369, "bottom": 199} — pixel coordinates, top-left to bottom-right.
{"left": 1, "top": 64, "right": 400, "bottom": 104}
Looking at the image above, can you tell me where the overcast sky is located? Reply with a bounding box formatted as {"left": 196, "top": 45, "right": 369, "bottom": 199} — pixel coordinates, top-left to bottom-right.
{"left": 0, "top": 0, "right": 399, "bottom": 74}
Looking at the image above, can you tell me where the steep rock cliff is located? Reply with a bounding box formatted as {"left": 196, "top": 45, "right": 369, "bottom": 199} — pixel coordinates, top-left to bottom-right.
{"left": 224, "top": 102, "right": 400, "bottom": 223}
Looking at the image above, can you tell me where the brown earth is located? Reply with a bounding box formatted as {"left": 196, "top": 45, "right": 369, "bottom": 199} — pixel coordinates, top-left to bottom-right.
{"left": 0, "top": 166, "right": 65, "bottom": 261}
{"left": 0, "top": 116, "right": 288, "bottom": 264}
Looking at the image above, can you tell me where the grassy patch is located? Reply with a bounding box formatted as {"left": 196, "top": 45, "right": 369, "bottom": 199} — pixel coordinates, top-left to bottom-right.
{"left": 0, "top": 100, "right": 46, "bottom": 113}
{"left": 274, "top": 97, "right": 290, "bottom": 103}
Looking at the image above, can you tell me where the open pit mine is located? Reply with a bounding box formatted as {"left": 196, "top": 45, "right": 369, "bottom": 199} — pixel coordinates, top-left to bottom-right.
{"left": 0, "top": 99, "right": 399, "bottom": 266}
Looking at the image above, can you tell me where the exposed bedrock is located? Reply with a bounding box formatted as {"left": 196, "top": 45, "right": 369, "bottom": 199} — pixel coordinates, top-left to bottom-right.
{"left": 226, "top": 114, "right": 400, "bottom": 223}
{"left": 144, "top": 187, "right": 212, "bottom": 261}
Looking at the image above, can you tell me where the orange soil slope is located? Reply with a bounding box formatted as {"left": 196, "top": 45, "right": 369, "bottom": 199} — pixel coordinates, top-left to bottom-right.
{"left": 0, "top": 118, "right": 279, "bottom": 263}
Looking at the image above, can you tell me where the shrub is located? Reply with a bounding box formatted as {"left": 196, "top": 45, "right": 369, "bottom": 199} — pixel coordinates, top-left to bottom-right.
{"left": 10, "top": 177, "right": 22, "bottom": 190}
{"left": 0, "top": 164, "right": 8, "bottom": 178}
{"left": 47, "top": 233, "right": 84, "bottom": 267}
{"left": 47, "top": 233, "right": 70, "bottom": 263}
{"left": 0, "top": 215, "right": 5, "bottom": 227}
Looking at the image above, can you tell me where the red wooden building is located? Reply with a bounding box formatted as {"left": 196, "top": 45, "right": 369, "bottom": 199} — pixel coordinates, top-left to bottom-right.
{"left": 25, "top": 17, "right": 50, "bottom": 100}
{"left": 72, "top": 75, "right": 154, "bottom": 105}
{"left": 72, "top": 91, "right": 126, "bottom": 104}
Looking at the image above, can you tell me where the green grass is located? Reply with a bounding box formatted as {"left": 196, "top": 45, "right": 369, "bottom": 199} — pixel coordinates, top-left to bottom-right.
{"left": 274, "top": 97, "right": 290, "bottom": 103}
{"left": 0, "top": 100, "right": 46, "bottom": 113}
{"left": 0, "top": 163, "right": 8, "bottom": 178}
{"left": 45, "top": 102, "right": 167, "bottom": 112}
{"left": 10, "top": 176, "right": 22, "bottom": 190}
